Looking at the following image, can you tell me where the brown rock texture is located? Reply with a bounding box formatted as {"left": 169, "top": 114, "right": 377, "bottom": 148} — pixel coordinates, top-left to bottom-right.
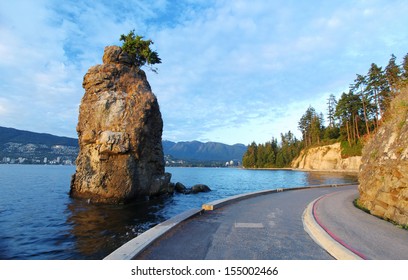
{"left": 358, "top": 88, "right": 408, "bottom": 225}
{"left": 291, "top": 142, "right": 361, "bottom": 172}
{"left": 70, "top": 46, "right": 171, "bottom": 204}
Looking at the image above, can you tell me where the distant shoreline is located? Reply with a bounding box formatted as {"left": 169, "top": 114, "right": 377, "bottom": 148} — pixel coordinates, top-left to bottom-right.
{"left": 242, "top": 167, "right": 359, "bottom": 174}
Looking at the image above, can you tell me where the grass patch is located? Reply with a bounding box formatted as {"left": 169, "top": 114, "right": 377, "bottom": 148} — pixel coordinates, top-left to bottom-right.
{"left": 386, "top": 218, "right": 408, "bottom": 231}
{"left": 396, "top": 224, "right": 408, "bottom": 230}
{"left": 353, "top": 198, "right": 370, "bottom": 214}
{"left": 341, "top": 141, "right": 363, "bottom": 158}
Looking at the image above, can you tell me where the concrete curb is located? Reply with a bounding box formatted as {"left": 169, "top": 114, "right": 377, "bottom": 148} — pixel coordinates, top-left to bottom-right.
{"left": 104, "top": 208, "right": 203, "bottom": 260}
{"left": 302, "top": 195, "right": 363, "bottom": 260}
{"left": 202, "top": 183, "right": 356, "bottom": 211}
{"left": 202, "top": 189, "right": 284, "bottom": 211}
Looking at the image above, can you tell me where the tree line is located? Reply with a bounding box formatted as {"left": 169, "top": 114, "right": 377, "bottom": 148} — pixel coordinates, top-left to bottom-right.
{"left": 242, "top": 131, "right": 303, "bottom": 168}
{"left": 301, "top": 53, "right": 408, "bottom": 149}
{"left": 242, "top": 52, "right": 408, "bottom": 168}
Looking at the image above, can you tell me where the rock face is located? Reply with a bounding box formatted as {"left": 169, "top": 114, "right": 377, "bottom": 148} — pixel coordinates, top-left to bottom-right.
{"left": 291, "top": 142, "right": 361, "bottom": 172}
{"left": 358, "top": 89, "right": 408, "bottom": 225}
{"left": 70, "top": 46, "right": 171, "bottom": 203}
{"left": 173, "top": 182, "right": 211, "bottom": 194}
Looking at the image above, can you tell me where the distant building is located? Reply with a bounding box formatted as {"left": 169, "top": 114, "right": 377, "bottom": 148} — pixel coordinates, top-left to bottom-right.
{"left": 225, "top": 160, "right": 241, "bottom": 167}
{"left": 63, "top": 160, "right": 73, "bottom": 165}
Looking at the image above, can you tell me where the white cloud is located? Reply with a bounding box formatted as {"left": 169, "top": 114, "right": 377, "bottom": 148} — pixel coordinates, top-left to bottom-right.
{"left": 0, "top": 97, "right": 11, "bottom": 116}
{"left": 1, "top": 0, "right": 408, "bottom": 144}
{"left": 143, "top": 0, "right": 408, "bottom": 144}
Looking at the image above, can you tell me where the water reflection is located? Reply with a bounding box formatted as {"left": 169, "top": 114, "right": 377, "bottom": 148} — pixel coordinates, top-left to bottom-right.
{"left": 305, "top": 171, "right": 358, "bottom": 186}
{"left": 63, "top": 169, "right": 358, "bottom": 259}
{"left": 65, "top": 195, "right": 173, "bottom": 259}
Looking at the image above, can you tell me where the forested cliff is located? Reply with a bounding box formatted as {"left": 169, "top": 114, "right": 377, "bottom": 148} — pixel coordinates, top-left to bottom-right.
{"left": 243, "top": 52, "right": 408, "bottom": 170}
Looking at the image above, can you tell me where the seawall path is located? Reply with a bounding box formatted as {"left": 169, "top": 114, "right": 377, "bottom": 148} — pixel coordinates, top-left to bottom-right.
{"left": 105, "top": 185, "right": 408, "bottom": 260}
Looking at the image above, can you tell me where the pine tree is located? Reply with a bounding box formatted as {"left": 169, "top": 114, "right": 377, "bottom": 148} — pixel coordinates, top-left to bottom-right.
{"left": 298, "top": 106, "right": 323, "bottom": 147}
{"left": 327, "top": 94, "right": 337, "bottom": 128}
{"left": 366, "top": 63, "right": 389, "bottom": 127}
{"left": 385, "top": 54, "right": 401, "bottom": 93}
{"left": 402, "top": 53, "right": 408, "bottom": 85}
{"left": 119, "top": 30, "right": 161, "bottom": 73}
{"left": 242, "top": 142, "right": 257, "bottom": 168}
{"left": 335, "top": 91, "right": 363, "bottom": 146}
{"left": 351, "top": 74, "right": 371, "bottom": 135}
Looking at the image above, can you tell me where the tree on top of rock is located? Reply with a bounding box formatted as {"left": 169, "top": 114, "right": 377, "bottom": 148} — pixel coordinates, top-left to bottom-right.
{"left": 120, "top": 30, "right": 161, "bottom": 73}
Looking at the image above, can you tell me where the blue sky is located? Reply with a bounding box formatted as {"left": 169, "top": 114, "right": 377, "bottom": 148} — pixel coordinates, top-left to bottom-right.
{"left": 0, "top": 0, "right": 408, "bottom": 145}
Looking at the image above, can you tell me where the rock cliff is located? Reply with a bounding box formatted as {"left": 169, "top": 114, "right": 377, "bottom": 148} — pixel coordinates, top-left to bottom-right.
{"left": 358, "top": 89, "right": 408, "bottom": 226}
{"left": 70, "top": 46, "right": 171, "bottom": 204}
{"left": 291, "top": 142, "right": 361, "bottom": 172}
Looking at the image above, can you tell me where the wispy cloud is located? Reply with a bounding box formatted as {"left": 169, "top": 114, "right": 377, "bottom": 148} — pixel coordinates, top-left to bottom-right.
{"left": 0, "top": 0, "right": 407, "bottom": 144}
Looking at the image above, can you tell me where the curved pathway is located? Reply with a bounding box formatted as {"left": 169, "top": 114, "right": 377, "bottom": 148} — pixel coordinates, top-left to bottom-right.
{"left": 108, "top": 185, "right": 407, "bottom": 260}
{"left": 135, "top": 186, "right": 353, "bottom": 260}
{"left": 311, "top": 188, "right": 408, "bottom": 259}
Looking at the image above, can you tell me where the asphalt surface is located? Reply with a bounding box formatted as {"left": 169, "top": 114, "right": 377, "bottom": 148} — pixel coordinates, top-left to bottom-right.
{"left": 135, "top": 185, "right": 408, "bottom": 260}
{"left": 314, "top": 188, "right": 408, "bottom": 259}
{"left": 136, "top": 186, "right": 355, "bottom": 260}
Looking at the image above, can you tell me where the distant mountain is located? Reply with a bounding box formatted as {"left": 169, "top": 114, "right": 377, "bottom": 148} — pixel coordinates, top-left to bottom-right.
{"left": 163, "top": 140, "right": 246, "bottom": 162}
{"left": 0, "top": 126, "right": 77, "bottom": 147}
{"left": 0, "top": 126, "right": 78, "bottom": 164}
{"left": 0, "top": 126, "right": 247, "bottom": 164}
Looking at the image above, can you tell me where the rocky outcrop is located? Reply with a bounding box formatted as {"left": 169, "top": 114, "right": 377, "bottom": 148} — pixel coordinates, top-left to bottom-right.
{"left": 174, "top": 182, "right": 211, "bottom": 194}
{"left": 70, "top": 46, "right": 171, "bottom": 204}
{"left": 291, "top": 142, "right": 361, "bottom": 172}
{"left": 358, "top": 89, "right": 408, "bottom": 226}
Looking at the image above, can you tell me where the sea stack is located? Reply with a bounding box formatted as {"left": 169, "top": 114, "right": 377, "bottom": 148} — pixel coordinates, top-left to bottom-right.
{"left": 358, "top": 88, "right": 408, "bottom": 226}
{"left": 70, "top": 46, "right": 171, "bottom": 204}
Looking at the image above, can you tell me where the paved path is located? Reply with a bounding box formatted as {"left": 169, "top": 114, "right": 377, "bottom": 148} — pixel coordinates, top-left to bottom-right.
{"left": 113, "top": 184, "right": 408, "bottom": 260}
{"left": 314, "top": 188, "right": 408, "bottom": 259}
{"left": 136, "top": 186, "right": 354, "bottom": 260}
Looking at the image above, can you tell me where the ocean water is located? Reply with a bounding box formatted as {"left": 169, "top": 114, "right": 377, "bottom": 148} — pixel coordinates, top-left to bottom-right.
{"left": 0, "top": 165, "right": 357, "bottom": 260}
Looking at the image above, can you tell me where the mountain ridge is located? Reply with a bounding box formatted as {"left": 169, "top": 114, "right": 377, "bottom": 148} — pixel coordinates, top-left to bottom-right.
{"left": 163, "top": 140, "right": 246, "bottom": 162}
{"left": 0, "top": 126, "right": 246, "bottom": 163}
{"left": 0, "top": 126, "right": 77, "bottom": 146}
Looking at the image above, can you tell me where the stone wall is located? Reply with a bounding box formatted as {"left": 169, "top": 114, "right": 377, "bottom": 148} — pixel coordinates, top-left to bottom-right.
{"left": 358, "top": 89, "right": 408, "bottom": 225}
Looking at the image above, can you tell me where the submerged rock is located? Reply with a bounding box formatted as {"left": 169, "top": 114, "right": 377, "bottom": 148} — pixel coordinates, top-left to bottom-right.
{"left": 175, "top": 182, "right": 188, "bottom": 193}
{"left": 70, "top": 46, "right": 171, "bottom": 204}
{"left": 191, "top": 184, "right": 211, "bottom": 193}
{"left": 174, "top": 182, "right": 211, "bottom": 194}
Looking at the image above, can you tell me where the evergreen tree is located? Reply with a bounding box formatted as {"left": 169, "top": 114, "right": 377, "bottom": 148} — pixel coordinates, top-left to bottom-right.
{"left": 385, "top": 54, "right": 401, "bottom": 94}
{"left": 366, "top": 63, "right": 389, "bottom": 126}
{"left": 242, "top": 142, "right": 257, "bottom": 168}
{"left": 327, "top": 94, "right": 337, "bottom": 128}
{"left": 298, "top": 106, "right": 323, "bottom": 147}
{"left": 120, "top": 30, "right": 161, "bottom": 72}
{"left": 351, "top": 74, "right": 372, "bottom": 135}
{"left": 402, "top": 53, "right": 408, "bottom": 85}
{"left": 242, "top": 133, "right": 302, "bottom": 168}
{"left": 335, "top": 91, "right": 363, "bottom": 146}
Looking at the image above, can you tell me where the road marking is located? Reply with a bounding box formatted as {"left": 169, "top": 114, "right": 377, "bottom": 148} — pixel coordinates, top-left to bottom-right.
{"left": 234, "top": 222, "right": 264, "bottom": 228}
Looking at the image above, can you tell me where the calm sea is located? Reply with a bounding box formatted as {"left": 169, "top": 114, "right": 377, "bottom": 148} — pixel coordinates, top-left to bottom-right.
{"left": 0, "top": 165, "right": 357, "bottom": 260}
